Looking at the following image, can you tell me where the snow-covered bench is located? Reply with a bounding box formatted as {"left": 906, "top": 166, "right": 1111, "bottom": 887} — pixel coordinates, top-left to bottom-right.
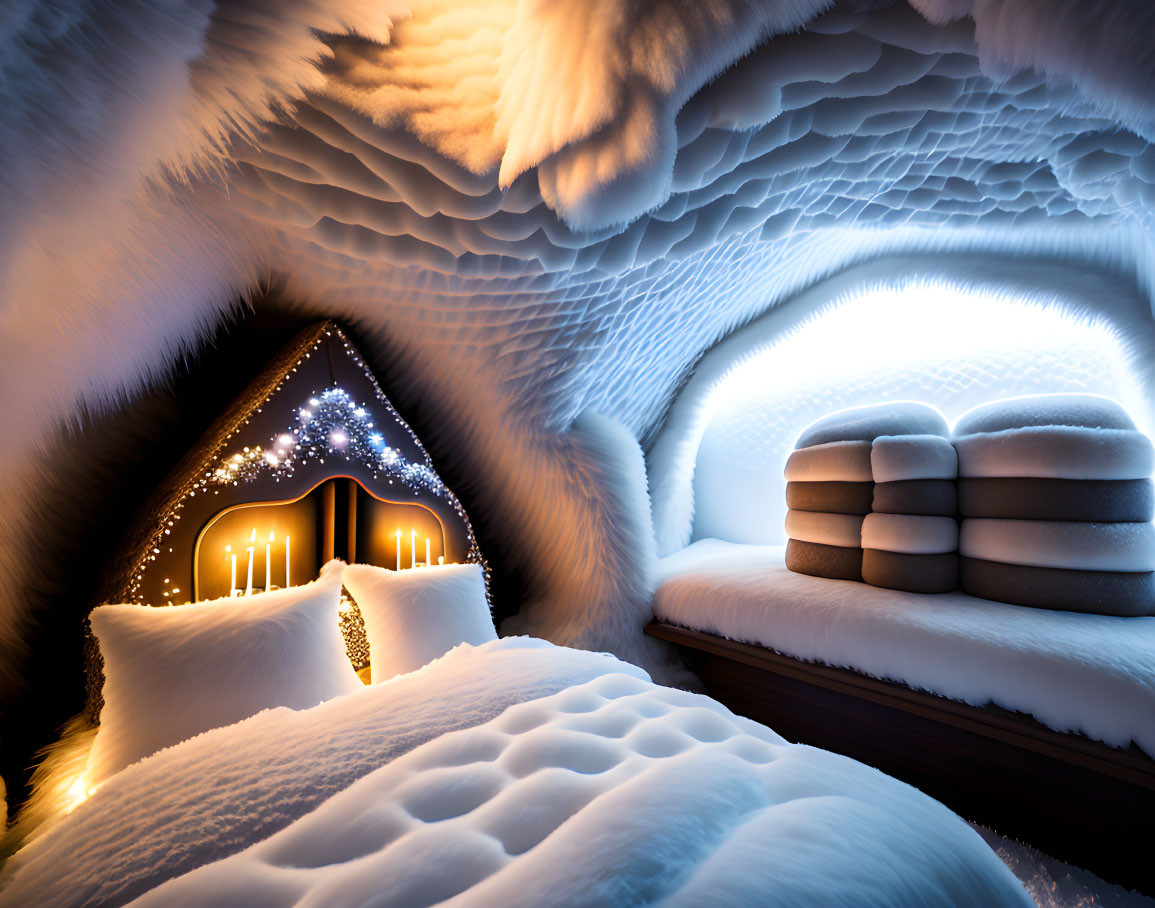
{"left": 650, "top": 539, "right": 1155, "bottom": 890}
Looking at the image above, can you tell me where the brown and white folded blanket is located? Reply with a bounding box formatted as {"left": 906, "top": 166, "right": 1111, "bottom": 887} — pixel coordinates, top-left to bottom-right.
{"left": 953, "top": 395, "right": 1155, "bottom": 616}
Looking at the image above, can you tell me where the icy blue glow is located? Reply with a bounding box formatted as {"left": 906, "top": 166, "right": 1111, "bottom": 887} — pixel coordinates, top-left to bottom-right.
{"left": 687, "top": 280, "right": 1147, "bottom": 546}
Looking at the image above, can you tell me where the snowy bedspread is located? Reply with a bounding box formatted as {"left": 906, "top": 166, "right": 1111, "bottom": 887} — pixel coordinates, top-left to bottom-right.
{"left": 655, "top": 540, "right": 1155, "bottom": 757}
{"left": 0, "top": 638, "right": 639, "bottom": 907}
{"left": 0, "top": 637, "right": 1030, "bottom": 907}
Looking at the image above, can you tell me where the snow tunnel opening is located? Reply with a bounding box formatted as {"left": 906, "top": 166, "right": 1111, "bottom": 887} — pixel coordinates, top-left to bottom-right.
{"left": 648, "top": 262, "right": 1155, "bottom": 554}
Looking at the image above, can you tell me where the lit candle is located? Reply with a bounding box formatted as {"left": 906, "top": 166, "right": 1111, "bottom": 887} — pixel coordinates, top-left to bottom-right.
{"left": 245, "top": 528, "right": 255, "bottom": 596}
{"left": 266, "top": 531, "right": 274, "bottom": 591}
{"left": 285, "top": 534, "right": 291, "bottom": 588}
{"left": 227, "top": 545, "right": 237, "bottom": 596}
{"left": 410, "top": 528, "right": 416, "bottom": 569}
{"left": 425, "top": 536, "right": 431, "bottom": 567}
{"left": 395, "top": 529, "right": 402, "bottom": 571}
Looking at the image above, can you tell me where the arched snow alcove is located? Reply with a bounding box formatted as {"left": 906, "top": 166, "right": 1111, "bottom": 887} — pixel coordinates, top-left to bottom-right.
{"left": 648, "top": 256, "right": 1155, "bottom": 554}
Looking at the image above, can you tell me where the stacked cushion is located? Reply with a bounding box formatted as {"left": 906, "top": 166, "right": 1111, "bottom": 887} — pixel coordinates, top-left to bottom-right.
{"left": 785, "top": 403, "right": 949, "bottom": 582}
{"left": 953, "top": 395, "right": 1155, "bottom": 616}
{"left": 863, "top": 434, "right": 959, "bottom": 593}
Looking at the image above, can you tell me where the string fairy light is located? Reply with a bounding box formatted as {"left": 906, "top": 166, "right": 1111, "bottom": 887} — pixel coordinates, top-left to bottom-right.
{"left": 207, "top": 386, "right": 445, "bottom": 495}
{"left": 119, "top": 325, "right": 489, "bottom": 610}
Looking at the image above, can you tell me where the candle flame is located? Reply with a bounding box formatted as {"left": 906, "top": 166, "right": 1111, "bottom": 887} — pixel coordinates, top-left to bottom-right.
{"left": 249, "top": 528, "right": 257, "bottom": 543}
{"left": 225, "top": 544, "right": 231, "bottom": 553}
{"left": 268, "top": 530, "right": 275, "bottom": 542}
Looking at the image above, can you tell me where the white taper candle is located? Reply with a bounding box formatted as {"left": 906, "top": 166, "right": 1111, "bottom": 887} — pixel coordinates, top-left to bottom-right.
{"left": 245, "top": 528, "right": 255, "bottom": 596}
{"left": 265, "top": 531, "right": 274, "bottom": 591}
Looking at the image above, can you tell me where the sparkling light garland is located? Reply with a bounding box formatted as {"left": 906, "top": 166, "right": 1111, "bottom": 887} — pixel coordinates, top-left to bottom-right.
{"left": 209, "top": 386, "right": 446, "bottom": 495}
{"left": 120, "top": 325, "right": 489, "bottom": 606}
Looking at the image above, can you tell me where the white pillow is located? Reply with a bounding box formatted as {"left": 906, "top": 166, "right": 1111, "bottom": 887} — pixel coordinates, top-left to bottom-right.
{"left": 85, "top": 560, "right": 361, "bottom": 784}
{"left": 342, "top": 563, "right": 495, "bottom": 682}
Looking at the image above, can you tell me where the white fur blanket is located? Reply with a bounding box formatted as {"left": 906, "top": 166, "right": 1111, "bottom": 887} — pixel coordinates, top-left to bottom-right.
{"left": 0, "top": 638, "right": 1028, "bottom": 907}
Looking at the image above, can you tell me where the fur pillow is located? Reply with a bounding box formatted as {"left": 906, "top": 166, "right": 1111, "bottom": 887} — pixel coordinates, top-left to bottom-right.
{"left": 343, "top": 563, "right": 495, "bottom": 682}
{"left": 85, "top": 560, "right": 361, "bottom": 784}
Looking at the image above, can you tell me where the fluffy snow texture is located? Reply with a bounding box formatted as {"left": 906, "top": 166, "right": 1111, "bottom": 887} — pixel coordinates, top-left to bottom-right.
{"left": 960, "top": 519, "right": 1155, "bottom": 572}
{"left": 343, "top": 562, "right": 495, "bottom": 682}
{"left": 5, "top": 0, "right": 1155, "bottom": 702}
{"left": 649, "top": 262, "right": 1155, "bottom": 554}
{"left": 0, "top": 716, "right": 97, "bottom": 860}
{"left": 4, "top": 644, "right": 1030, "bottom": 908}
{"left": 953, "top": 427, "right": 1155, "bottom": 480}
{"left": 954, "top": 394, "right": 1139, "bottom": 435}
{"left": 85, "top": 559, "right": 361, "bottom": 784}
{"left": 0, "top": 638, "right": 646, "bottom": 906}
{"left": 862, "top": 513, "right": 958, "bottom": 554}
{"left": 871, "top": 435, "right": 958, "bottom": 482}
{"left": 498, "top": 410, "right": 674, "bottom": 680}
{"left": 796, "top": 402, "right": 949, "bottom": 449}
{"left": 654, "top": 540, "right": 1155, "bottom": 756}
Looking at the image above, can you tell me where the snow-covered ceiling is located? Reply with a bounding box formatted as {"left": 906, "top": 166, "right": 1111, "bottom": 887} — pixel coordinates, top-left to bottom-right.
{"left": 2, "top": 0, "right": 1155, "bottom": 696}
{"left": 232, "top": 0, "right": 1155, "bottom": 442}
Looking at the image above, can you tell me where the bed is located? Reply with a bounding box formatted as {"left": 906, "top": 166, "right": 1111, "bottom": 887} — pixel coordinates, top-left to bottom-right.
{"left": 0, "top": 324, "right": 1037, "bottom": 905}
{"left": 0, "top": 637, "right": 1034, "bottom": 907}
{"left": 650, "top": 539, "right": 1155, "bottom": 891}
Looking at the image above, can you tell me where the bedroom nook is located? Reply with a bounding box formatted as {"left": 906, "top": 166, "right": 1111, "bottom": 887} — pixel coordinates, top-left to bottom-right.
{"left": 1, "top": 1, "right": 1154, "bottom": 906}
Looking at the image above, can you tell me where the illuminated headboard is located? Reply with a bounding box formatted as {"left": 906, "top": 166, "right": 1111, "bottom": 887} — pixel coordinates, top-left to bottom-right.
{"left": 91, "top": 321, "right": 487, "bottom": 711}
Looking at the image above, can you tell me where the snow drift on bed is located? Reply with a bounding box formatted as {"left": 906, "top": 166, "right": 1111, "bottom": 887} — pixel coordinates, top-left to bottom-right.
{"left": 0, "top": 638, "right": 1029, "bottom": 907}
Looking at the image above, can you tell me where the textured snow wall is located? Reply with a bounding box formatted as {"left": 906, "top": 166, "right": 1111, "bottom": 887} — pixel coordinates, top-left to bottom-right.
{"left": 2, "top": 0, "right": 1155, "bottom": 738}
{"left": 650, "top": 256, "right": 1155, "bottom": 550}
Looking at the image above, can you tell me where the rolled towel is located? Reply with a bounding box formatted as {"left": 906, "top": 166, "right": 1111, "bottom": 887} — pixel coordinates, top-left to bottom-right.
{"left": 960, "top": 558, "right": 1155, "bottom": 617}
{"left": 954, "top": 393, "right": 1136, "bottom": 435}
{"left": 953, "top": 426, "right": 1154, "bottom": 480}
{"left": 784, "top": 441, "right": 873, "bottom": 483}
{"left": 863, "top": 550, "right": 959, "bottom": 594}
{"left": 873, "top": 479, "right": 957, "bottom": 517}
{"left": 871, "top": 435, "right": 957, "bottom": 483}
{"left": 785, "top": 481, "right": 873, "bottom": 515}
{"left": 861, "top": 513, "right": 958, "bottom": 555}
{"left": 959, "top": 518, "right": 1155, "bottom": 573}
{"left": 785, "top": 538, "right": 863, "bottom": 582}
{"left": 784, "top": 510, "right": 865, "bottom": 549}
{"left": 796, "top": 402, "right": 949, "bottom": 449}
{"left": 958, "top": 477, "right": 1155, "bottom": 522}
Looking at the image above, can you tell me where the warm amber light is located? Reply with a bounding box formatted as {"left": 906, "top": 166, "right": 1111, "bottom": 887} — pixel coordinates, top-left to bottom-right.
{"left": 63, "top": 775, "right": 96, "bottom": 814}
